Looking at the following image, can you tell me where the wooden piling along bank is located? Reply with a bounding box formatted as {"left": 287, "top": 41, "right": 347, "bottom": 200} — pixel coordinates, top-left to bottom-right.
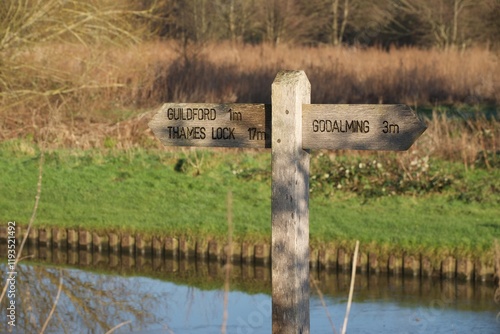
{"left": 1, "top": 225, "right": 497, "bottom": 283}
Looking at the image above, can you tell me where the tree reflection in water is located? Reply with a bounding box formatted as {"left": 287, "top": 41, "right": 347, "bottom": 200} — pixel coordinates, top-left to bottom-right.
{"left": 0, "top": 264, "right": 169, "bottom": 333}
{"left": 0, "top": 254, "right": 497, "bottom": 333}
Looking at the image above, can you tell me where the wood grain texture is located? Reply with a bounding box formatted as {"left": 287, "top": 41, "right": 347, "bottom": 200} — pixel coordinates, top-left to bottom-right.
{"left": 302, "top": 104, "right": 426, "bottom": 151}
{"left": 149, "top": 103, "right": 425, "bottom": 151}
{"left": 148, "top": 103, "right": 271, "bottom": 148}
{"left": 271, "top": 70, "right": 310, "bottom": 334}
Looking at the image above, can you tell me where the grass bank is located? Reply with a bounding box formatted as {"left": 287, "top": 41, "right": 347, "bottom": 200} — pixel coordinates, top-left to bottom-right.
{"left": 1, "top": 140, "right": 498, "bottom": 258}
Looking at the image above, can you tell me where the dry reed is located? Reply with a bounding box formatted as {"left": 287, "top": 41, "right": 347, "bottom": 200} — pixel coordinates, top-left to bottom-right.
{"left": 1, "top": 42, "right": 498, "bottom": 164}
{"left": 221, "top": 190, "right": 233, "bottom": 334}
{"left": 341, "top": 240, "right": 359, "bottom": 334}
{"left": 420, "top": 111, "right": 498, "bottom": 168}
{"left": 4, "top": 42, "right": 498, "bottom": 108}
{"left": 495, "top": 240, "right": 500, "bottom": 321}
{"left": 39, "top": 269, "right": 64, "bottom": 334}
{"left": 105, "top": 320, "right": 133, "bottom": 334}
{"left": 311, "top": 276, "right": 338, "bottom": 333}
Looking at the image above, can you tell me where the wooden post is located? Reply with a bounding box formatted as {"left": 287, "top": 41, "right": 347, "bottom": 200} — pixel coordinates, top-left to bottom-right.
{"left": 148, "top": 69, "right": 428, "bottom": 333}
{"left": 271, "top": 70, "right": 311, "bottom": 334}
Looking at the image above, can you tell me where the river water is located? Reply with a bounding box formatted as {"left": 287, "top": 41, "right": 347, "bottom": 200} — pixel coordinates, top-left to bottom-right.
{"left": 0, "top": 257, "right": 498, "bottom": 334}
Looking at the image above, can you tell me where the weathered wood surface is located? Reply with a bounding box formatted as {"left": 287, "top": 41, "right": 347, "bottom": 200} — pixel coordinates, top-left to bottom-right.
{"left": 302, "top": 104, "right": 426, "bottom": 151}
{"left": 146, "top": 70, "right": 429, "bottom": 334}
{"left": 149, "top": 103, "right": 426, "bottom": 151}
{"left": 148, "top": 103, "right": 271, "bottom": 148}
{"left": 271, "top": 70, "right": 310, "bottom": 334}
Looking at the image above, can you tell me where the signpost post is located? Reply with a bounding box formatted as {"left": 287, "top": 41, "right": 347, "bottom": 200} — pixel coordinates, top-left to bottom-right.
{"left": 149, "top": 70, "right": 427, "bottom": 334}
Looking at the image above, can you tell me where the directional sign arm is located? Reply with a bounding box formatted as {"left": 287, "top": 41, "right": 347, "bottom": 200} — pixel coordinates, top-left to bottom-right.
{"left": 302, "top": 104, "right": 427, "bottom": 151}
{"left": 148, "top": 103, "right": 426, "bottom": 151}
{"left": 148, "top": 103, "right": 271, "bottom": 148}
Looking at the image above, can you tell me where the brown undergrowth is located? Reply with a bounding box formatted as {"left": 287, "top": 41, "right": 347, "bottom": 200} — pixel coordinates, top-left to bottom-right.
{"left": 0, "top": 42, "right": 498, "bottom": 165}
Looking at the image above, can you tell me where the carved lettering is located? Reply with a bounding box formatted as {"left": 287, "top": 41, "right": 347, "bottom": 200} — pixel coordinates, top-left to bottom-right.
{"left": 166, "top": 126, "right": 206, "bottom": 139}
{"left": 212, "top": 127, "right": 236, "bottom": 140}
{"left": 248, "top": 128, "right": 267, "bottom": 140}
{"left": 166, "top": 108, "right": 216, "bottom": 121}
{"left": 312, "top": 120, "right": 369, "bottom": 133}
{"left": 228, "top": 109, "right": 242, "bottom": 121}
{"left": 382, "top": 121, "right": 400, "bottom": 134}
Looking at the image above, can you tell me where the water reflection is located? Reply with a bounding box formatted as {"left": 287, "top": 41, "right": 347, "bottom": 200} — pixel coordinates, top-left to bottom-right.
{"left": 0, "top": 247, "right": 498, "bottom": 333}
{"left": 0, "top": 264, "right": 170, "bottom": 333}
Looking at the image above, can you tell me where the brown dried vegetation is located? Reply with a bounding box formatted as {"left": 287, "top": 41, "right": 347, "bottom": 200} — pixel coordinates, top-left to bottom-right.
{"left": 0, "top": 42, "right": 498, "bottom": 167}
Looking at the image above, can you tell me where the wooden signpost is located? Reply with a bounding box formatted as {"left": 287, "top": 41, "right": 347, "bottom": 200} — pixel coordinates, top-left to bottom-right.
{"left": 149, "top": 105, "right": 425, "bottom": 151}
{"left": 149, "top": 70, "right": 426, "bottom": 334}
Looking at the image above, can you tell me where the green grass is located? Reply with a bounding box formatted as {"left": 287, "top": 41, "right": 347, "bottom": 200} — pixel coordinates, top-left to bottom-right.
{"left": 311, "top": 195, "right": 498, "bottom": 254}
{"left": 0, "top": 141, "right": 272, "bottom": 241}
{"left": 1, "top": 140, "right": 498, "bottom": 256}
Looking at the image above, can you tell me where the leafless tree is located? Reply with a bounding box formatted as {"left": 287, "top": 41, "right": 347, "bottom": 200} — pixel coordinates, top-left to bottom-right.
{"left": 331, "top": 0, "right": 350, "bottom": 46}
{"left": 391, "top": 0, "right": 475, "bottom": 49}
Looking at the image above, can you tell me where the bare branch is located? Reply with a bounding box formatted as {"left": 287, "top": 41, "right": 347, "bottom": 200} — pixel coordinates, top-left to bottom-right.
{"left": 39, "top": 270, "right": 64, "bottom": 334}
